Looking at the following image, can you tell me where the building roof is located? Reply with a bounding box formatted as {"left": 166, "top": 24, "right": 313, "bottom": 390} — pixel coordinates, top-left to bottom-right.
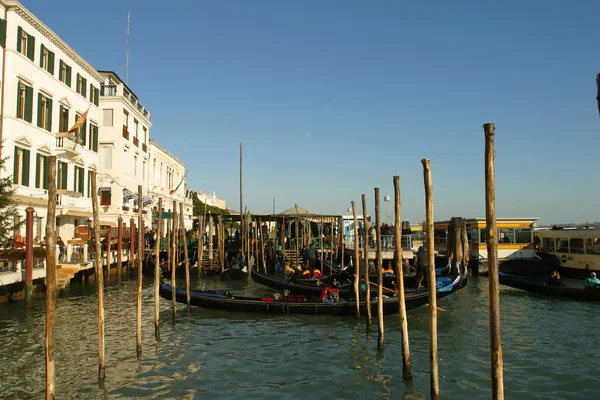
{"left": 97, "top": 70, "right": 141, "bottom": 104}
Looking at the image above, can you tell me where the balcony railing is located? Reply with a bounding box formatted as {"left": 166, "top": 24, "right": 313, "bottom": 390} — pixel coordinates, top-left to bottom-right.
{"left": 56, "top": 134, "right": 78, "bottom": 154}
{"left": 133, "top": 136, "right": 139, "bottom": 147}
{"left": 100, "top": 84, "right": 117, "bottom": 96}
{"left": 142, "top": 143, "right": 147, "bottom": 152}
{"left": 122, "top": 126, "right": 129, "bottom": 140}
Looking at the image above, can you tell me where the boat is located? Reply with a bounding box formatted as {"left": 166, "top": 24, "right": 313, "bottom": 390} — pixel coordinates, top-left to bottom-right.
{"left": 159, "top": 271, "right": 468, "bottom": 316}
{"left": 499, "top": 271, "right": 600, "bottom": 301}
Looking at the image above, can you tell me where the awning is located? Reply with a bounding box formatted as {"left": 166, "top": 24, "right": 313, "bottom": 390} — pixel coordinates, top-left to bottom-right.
{"left": 142, "top": 195, "right": 152, "bottom": 206}
{"left": 65, "top": 210, "right": 92, "bottom": 217}
{"left": 97, "top": 186, "right": 111, "bottom": 195}
{"left": 123, "top": 189, "right": 138, "bottom": 200}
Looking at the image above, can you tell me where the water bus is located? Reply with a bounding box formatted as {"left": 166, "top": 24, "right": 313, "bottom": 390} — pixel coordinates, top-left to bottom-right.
{"left": 533, "top": 228, "right": 600, "bottom": 276}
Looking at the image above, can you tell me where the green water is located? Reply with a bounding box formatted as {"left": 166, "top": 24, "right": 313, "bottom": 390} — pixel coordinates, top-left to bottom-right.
{"left": 0, "top": 274, "right": 597, "bottom": 399}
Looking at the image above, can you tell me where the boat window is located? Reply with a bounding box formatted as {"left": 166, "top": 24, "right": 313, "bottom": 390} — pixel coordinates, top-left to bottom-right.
{"left": 585, "top": 238, "right": 600, "bottom": 254}
{"left": 479, "top": 229, "right": 487, "bottom": 243}
{"left": 569, "top": 238, "right": 584, "bottom": 254}
{"left": 514, "top": 228, "right": 533, "bottom": 244}
{"left": 434, "top": 229, "right": 447, "bottom": 243}
{"left": 556, "top": 238, "right": 569, "bottom": 253}
{"left": 471, "top": 228, "right": 479, "bottom": 244}
{"left": 497, "top": 228, "right": 514, "bottom": 244}
{"left": 542, "top": 237, "right": 555, "bottom": 252}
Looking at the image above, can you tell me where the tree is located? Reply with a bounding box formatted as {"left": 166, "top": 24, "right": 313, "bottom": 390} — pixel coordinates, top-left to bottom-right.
{"left": 192, "top": 196, "right": 229, "bottom": 216}
{"left": 0, "top": 151, "right": 20, "bottom": 242}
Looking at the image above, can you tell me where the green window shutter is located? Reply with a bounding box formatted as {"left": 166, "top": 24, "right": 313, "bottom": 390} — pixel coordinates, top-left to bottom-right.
{"left": 61, "top": 162, "right": 68, "bottom": 190}
{"left": 79, "top": 168, "right": 84, "bottom": 194}
{"left": 27, "top": 34, "right": 35, "bottom": 61}
{"left": 82, "top": 78, "right": 87, "bottom": 97}
{"left": 48, "top": 51, "right": 55, "bottom": 75}
{"left": 96, "top": 88, "right": 100, "bottom": 106}
{"left": 36, "top": 93, "right": 43, "bottom": 128}
{"left": 24, "top": 86, "right": 33, "bottom": 123}
{"left": 66, "top": 66, "right": 71, "bottom": 87}
{"left": 39, "top": 44, "right": 44, "bottom": 67}
{"left": 16, "top": 26, "right": 22, "bottom": 52}
{"left": 35, "top": 154, "right": 41, "bottom": 188}
{"left": 59, "top": 60, "right": 63, "bottom": 81}
{"left": 76, "top": 73, "right": 80, "bottom": 93}
{"left": 59, "top": 104, "right": 64, "bottom": 131}
{"left": 16, "top": 83, "right": 21, "bottom": 118}
{"left": 12, "top": 146, "right": 18, "bottom": 184}
{"left": 43, "top": 156, "right": 49, "bottom": 189}
{"left": 73, "top": 167, "right": 77, "bottom": 191}
{"left": 81, "top": 119, "right": 87, "bottom": 145}
{"left": 89, "top": 83, "right": 93, "bottom": 102}
{"left": 46, "top": 98, "right": 53, "bottom": 132}
{"left": 22, "top": 149, "right": 30, "bottom": 187}
{"left": 93, "top": 125, "right": 98, "bottom": 152}
{"left": 0, "top": 19, "right": 7, "bottom": 48}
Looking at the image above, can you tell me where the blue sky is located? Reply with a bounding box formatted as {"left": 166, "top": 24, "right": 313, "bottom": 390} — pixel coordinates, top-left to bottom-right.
{"left": 25, "top": 0, "right": 600, "bottom": 224}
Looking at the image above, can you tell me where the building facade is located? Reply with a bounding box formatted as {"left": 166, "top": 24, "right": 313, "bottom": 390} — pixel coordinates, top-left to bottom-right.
{"left": 97, "top": 70, "right": 152, "bottom": 227}
{"left": 148, "top": 139, "right": 193, "bottom": 231}
{"left": 0, "top": 0, "right": 101, "bottom": 240}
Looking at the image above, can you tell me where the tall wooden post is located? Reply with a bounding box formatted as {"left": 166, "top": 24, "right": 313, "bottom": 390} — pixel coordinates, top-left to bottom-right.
{"left": 259, "top": 218, "right": 265, "bottom": 272}
{"left": 422, "top": 158, "right": 439, "bottom": 400}
{"left": 218, "top": 215, "right": 224, "bottom": 273}
{"left": 180, "top": 203, "right": 191, "bottom": 312}
{"left": 24, "top": 206, "right": 34, "bottom": 306}
{"left": 167, "top": 211, "right": 171, "bottom": 271}
{"left": 171, "top": 201, "right": 178, "bottom": 323}
{"left": 351, "top": 201, "right": 360, "bottom": 318}
{"left": 129, "top": 218, "right": 135, "bottom": 272}
{"left": 484, "top": 123, "right": 504, "bottom": 400}
{"left": 208, "top": 215, "right": 213, "bottom": 271}
{"left": 45, "top": 156, "right": 58, "bottom": 399}
{"left": 155, "top": 198, "right": 162, "bottom": 339}
{"left": 394, "top": 176, "right": 411, "bottom": 378}
{"left": 361, "top": 194, "right": 372, "bottom": 329}
{"left": 239, "top": 141, "right": 244, "bottom": 260}
{"left": 198, "top": 215, "right": 204, "bottom": 271}
{"left": 91, "top": 170, "right": 105, "bottom": 381}
{"left": 319, "top": 217, "right": 324, "bottom": 269}
{"left": 374, "top": 188, "right": 384, "bottom": 349}
{"left": 117, "top": 216, "right": 123, "bottom": 278}
{"left": 135, "top": 186, "right": 143, "bottom": 356}
{"left": 105, "top": 222, "right": 111, "bottom": 281}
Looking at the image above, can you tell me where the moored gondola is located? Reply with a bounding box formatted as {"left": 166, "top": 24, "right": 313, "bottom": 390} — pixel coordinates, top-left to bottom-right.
{"left": 499, "top": 271, "right": 600, "bottom": 301}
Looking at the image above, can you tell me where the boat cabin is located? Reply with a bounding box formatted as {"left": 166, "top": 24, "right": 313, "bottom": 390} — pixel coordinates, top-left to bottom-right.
{"left": 534, "top": 228, "right": 600, "bottom": 271}
{"left": 434, "top": 218, "right": 539, "bottom": 261}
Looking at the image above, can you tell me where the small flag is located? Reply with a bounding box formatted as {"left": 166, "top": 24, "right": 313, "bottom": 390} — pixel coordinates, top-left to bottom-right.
{"left": 169, "top": 170, "right": 189, "bottom": 196}
{"left": 68, "top": 105, "right": 91, "bottom": 134}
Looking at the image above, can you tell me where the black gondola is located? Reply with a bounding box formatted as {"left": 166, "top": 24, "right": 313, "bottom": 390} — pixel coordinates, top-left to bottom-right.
{"left": 499, "top": 272, "right": 600, "bottom": 301}
{"left": 159, "top": 272, "right": 468, "bottom": 316}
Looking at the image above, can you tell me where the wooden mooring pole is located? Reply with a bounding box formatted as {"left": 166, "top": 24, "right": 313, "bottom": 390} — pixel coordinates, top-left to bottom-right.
{"left": 393, "top": 176, "right": 412, "bottom": 379}
{"left": 167, "top": 212, "right": 171, "bottom": 272}
{"left": 91, "top": 171, "right": 105, "bottom": 380}
{"left": 129, "top": 218, "right": 135, "bottom": 273}
{"left": 136, "top": 185, "right": 143, "bottom": 356}
{"left": 217, "top": 215, "right": 224, "bottom": 274}
{"left": 117, "top": 216, "right": 123, "bottom": 279}
{"left": 374, "top": 188, "right": 384, "bottom": 349}
{"left": 105, "top": 221, "right": 111, "bottom": 282}
{"left": 208, "top": 215, "right": 213, "bottom": 271}
{"left": 422, "top": 158, "right": 439, "bottom": 400}
{"left": 361, "top": 194, "right": 372, "bottom": 330}
{"left": 171, "top": 201, "right": 178, "bottom": 323}
{"left": 24, "top": 206, "right": 34, "bottom": 306}
{"left": 155, "top": 198, "right": 162, "bottom": 339}
{"left": 484, "top": 122, "right": 504, "bottom": 400}
{"left": 180, "top": 203, "right": 191, "bottom": 312}
{"left": 45, "top": 156, "right": 58, "bottom": 399}
{"left": 351, "top": 201, "right": 360, "bottom": 318}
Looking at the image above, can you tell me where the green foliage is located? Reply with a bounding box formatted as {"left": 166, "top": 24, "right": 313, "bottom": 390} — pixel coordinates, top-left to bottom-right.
{"left": 0, "top": 152, "right": 20, "bottom": 242}
{"left": 192, "top": 196, "right": 229, "bottom": 216}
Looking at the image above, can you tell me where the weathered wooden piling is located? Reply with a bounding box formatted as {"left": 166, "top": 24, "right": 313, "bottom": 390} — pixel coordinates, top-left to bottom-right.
{"left": 45, "top": 156, "right": 58, "bottom": 399}
{"left": 167, "top": 212, "right": 171, "bottom": 272}
{"left": 208, "top": 215, "right": 213, "bottom": 270}
{"left": 374, "top": 188, "right": 385, "bottom": 349}
{"left": 361, "top": 194, "right": 372, "bottom": 329}
{"left": 91, "top": 170, "right": 105, "bottom": 380}
{"left": 155, "top": 198, "right": 162, "bottom": 338}
{"left": 117, "top": 216, "right": 123, "bottom": 278}
{"left": 130, "top": 218, "right": 135, "bottom": 273}
{"left": 351, "top": 201, "right": 360, "bottom": 318}
{"left": 180, "top": 203, "right": 191, "bottom": 312}
{"left": 24, "top": 206, "right": 34, "bottom": 306}
{"left": 171, "top": 201, "right": 178, "bottom": 323}
{"left": 136, "top": 186, "right": 143, "bottom": 356}
{"left": 422, "top": 158, "right": 439, "bottom": 400}
{"left": 198, "top": 214, "right": 205, "bottom": 271}
{"left": 484, "top": 122, "right": 504, "bottom": 400}
{"left": 393, "top": 176, "right": 412, "bottom": 378}
{"left": 105, "top": 221, "right": 111, "bottom": 282}
{"left": 259, "top": 217, "right": 266, "bottom": 272}
{"left": 217, "top": 215, "right": 224, "bottom": 274}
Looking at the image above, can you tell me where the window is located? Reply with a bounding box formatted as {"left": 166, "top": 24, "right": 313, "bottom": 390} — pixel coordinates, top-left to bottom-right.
{"left": 103, "top": 109, "right": 113, "bottom": 127}
{"left": 569, "top": 238, "right": 584, "bottom": 254}
{"left": 99, "top": 146, "right": 113, "bottom": 169}
{"left": 75, "top": 113, "right": 87, "bottom": 145}
{"left": 59, "top": 60, "right": 72, "bottom": 86}
{"left": 0, "top": 19, "right": 7, "bottom": 48}
{"left": 16, "top": 82, "right": 33, "bottom": 122}
{"left": 57, "top": 161, "right": 68, "bottom": 190}
{"left": 133, "top": 155, "right": 138, "bottom": 176}
{"left": 143, "top": 127, "right": 147, "bottom": 143}
{"left": 35, "top": 153, "right": 49, "bottom": 189}
{"left": 100, "top": 191, "right": 111, "bottom": 206}
{"left": 74, "top": 166, "right": 84, "bottom": 195}
{"left": 90, "top": 84, "right": 99, "bottom": 106}
{"left": 470, "top": 228, "right": 479, "bottom": 244}
{"left": 134, "top": 119, "right": 139, "bottom": 138}
{"left": 37, "top": 93, "right": 53, "bottom": 131}
{"left": 40, "top": 44, "right": 54, "bottom": 74}
{"left": 143, "top": 160, "right": 146, "bottom": 180}
{"left": 59, "top": 105, "right": 69, "bottom": 132}
{"left": 13, "top": 146, "right": 31, "bottom": 186}
{"left": 89, "top": 124, "right": 99, "bottom": 152}
{"left": 123, "top": 148, "right": 128, "bottom": 170}
{"left": 17, "top": 26, "right": 35, "bottom": 61}
{"left": 585, "top": 238, "right": 600, "bottom": 255}
{"left": 87, "top": 171, "right": 92, "bottom": 198}
{"left": 556, "top": 238, "right": 569, "bottom": 254}
{"left": 123, "top": 109, "right": 129, "bottom": 129}
{"left": 76, "top": 73, "right": 87, "bottom": 97}
{"left": 542, "top": 237, "right": 555, "bottom": 253}
{"left": 497, "top": 228, "right": 515, "bottom": 244}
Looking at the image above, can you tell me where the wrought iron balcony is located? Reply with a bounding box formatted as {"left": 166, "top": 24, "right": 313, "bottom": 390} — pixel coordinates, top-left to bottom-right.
{"left": 100, "top": 84, "right": 117, "bottom": 96}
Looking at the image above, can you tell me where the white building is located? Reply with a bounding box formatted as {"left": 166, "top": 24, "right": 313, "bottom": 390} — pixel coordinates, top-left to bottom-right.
{"left": 0, "top": 0, "right": 101, "bottom": 240}
{"left": 148, "top": 139, "right": 193, "bottom": 231}
{"left": 191, "top": 190, "right": 227, "bottom": 210}
{"left": 97, "top": 70, "right": 152, "bottom": 227}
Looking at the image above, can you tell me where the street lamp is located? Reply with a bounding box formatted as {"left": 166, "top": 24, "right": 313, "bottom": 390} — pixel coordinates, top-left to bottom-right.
{"left": 384, "top": 195, "right": 391, "bottom": 224}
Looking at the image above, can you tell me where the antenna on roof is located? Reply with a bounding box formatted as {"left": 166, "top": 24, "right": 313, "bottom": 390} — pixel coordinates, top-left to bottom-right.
{"left": 125, "top": 11, "right": 131, "bottom": 84}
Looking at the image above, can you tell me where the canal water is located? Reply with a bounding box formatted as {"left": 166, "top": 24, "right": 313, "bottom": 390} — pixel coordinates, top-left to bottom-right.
{"left": 0, "top": 274, "right": 597, "bottom": 399}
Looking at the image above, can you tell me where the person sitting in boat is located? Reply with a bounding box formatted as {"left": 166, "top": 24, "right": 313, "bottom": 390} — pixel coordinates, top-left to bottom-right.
{"left": 312, "top": 269, "right": 323, "bottom": 279}
{"left": 546, "top": 270, "right": 564, "bottom": 287}
{"left": 584, "top": 272, "right": 600, "bottom": 289}
{"left": 415, "top": 246, "right": 429, "bottom": 290}
{"left": 230, "top": 252, "right": 242, "bottom": 269}
{"left": 284, "top": 262, "right": 294, "bottom": 276}
{"left": 382, "top": 265, "right": 394, "bottom": 276}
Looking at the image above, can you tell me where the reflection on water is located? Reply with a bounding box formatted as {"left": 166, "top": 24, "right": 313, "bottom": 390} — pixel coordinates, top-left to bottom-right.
{"left": 0, "top": 275, "right": 598, "bottom": 399}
